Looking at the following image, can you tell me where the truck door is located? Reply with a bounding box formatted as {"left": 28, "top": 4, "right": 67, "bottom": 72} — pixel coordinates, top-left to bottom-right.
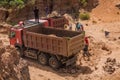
{"left": 9, "top": 28, "right": 23, "bottom": 46}
{"left": 9, "top": 30, "right": 16, "bottom": 45}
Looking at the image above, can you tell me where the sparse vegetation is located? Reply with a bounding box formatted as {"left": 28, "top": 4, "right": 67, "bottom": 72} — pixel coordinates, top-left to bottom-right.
{"left": 0, "top": 0, "right": 25, "bottom": 9}
{"left": 79, "top": 12, "right": 90, "bottom": 20}
{"left": 81, "top": 0, "right": 88, "bottom": 7}
{"left": 78, "top": 0, "right": 88, "bottom": 7}
{"left": 92, "top": 20, "right": 97, "bottom": 24}
{"left": 0, "top": 0, "right": 35, "bottom": 9}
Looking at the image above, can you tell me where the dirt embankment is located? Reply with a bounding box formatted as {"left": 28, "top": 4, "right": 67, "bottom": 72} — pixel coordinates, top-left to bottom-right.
{"left": 91, "top": 0, "right": 120, "bottom": 22}
{"left": 0, "top": 8, "right": 8, "bottom": 22}
{"left": 0, "top": 41, "right": 31, "bottom": 80}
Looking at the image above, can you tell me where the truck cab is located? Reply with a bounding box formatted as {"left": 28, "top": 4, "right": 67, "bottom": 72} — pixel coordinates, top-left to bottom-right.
{"left": 9, "top": 27, "right": 23, "bottom": 46}
{"left": 9, "top": 21, "right": 43, "bottom": 47}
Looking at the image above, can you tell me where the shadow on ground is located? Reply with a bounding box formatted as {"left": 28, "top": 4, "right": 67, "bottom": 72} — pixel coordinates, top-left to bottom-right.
{"left": 24, "top": 57, "right": 93, "bottom": 78}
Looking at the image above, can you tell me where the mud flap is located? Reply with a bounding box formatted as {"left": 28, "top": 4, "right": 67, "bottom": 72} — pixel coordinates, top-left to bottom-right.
{"left": 66, "top": 56, "right": 77, "bottom": 66}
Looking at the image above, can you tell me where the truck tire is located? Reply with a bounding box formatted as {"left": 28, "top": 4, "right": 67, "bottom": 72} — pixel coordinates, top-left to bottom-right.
{"left": 16, "top": 47, "right": 24, "bottom": 57}
{"left": 38, "top": 53, "right": 49, "bottom": 65}
{"left": 49, "top": 56, "right": 61, "bottom": 69}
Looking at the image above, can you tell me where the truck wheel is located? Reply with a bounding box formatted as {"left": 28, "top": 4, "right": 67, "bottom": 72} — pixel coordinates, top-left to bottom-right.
{"left": 38, "top": 53, "right": 49, "bottom": 65}
{"left": 49, "top": 56, "right": 61, "bottom": 69}
{"left": 16, "top": 47, "right": 24, "bottom": 57}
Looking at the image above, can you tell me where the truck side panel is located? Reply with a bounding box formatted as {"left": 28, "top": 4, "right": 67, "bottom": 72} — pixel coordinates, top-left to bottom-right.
{"left": 68, "top": 32, "right": 85, "bottom": 57}
{"left": 49, "top": 17, "right": 67, "bottom": 29}
{"left": 23, "top": 31, "right": 68, "bottom": 57}
{"left": 23, "top": 25, "right": 84, "bottom": 57}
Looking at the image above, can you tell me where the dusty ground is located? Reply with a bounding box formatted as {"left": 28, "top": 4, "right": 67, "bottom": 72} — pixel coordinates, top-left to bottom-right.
{"left": 0, "top": 0, "right": 120, "bottom": 80}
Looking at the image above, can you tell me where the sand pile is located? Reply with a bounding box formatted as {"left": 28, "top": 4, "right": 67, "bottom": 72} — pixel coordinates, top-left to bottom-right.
{"left": 0, "top": 41, "right": 30, "bottom": 80}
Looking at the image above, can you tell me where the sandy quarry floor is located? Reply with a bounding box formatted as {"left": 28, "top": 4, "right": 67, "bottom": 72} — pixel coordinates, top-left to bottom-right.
{"left": 1, "top": 21, "right": 120, "bottom": 80}
{"left": 0, "top": 0, "right": 120, "bottom": 80}
{"left": 90, "top": 0, "right": 120, "bottom": 23}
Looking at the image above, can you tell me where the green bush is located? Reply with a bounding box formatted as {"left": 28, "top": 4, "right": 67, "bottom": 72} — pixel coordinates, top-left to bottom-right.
{"left": 0, "top": 0, "right": 25, "bottom": 9}
{"left": 78, "top": 0, "right": 88, "bottom": 7}
{"left": 81, "top": 0, "right": 88, "bottom": 7}
{"left": 0, "top": 0, "right": 35, "bottom": 9}
{"left": 79, "top": 13, "right": 90, "bottom": 20}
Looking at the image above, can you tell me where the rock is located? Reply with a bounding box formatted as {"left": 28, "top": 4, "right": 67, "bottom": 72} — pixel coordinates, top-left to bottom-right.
{"left": 94, "top": 66, "right": 98, "bottom": 70}
{"left": 0, "top": 8, "right": 8, "bottom": 22}
{"left": 70, "top": 69, "right": 76, "bottom": 74}
{"left": 116, "top": 4, "right": 120, "bottom": 9}
{"left": 101, "top": 44, "right": 109, "bottom": 51}
{"left": 118, "top": 37, "right": 120, "bottom": 39}
{"left": 116, "top": 62, "right": 120, "bottom": 68}
{"left": 107, "top": 51, "right": 112, "bottom": 55}
{"left": 103, "top": 58, "right": 120, "bottom": 74}
{"left": 0, "top": 47, "right": 5, "bottom": 56}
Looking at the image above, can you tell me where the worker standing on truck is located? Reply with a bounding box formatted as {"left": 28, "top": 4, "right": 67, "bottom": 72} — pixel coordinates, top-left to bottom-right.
{"left": 33, "top": 6, "right": 39, "bottom": 23}
{"left": 83, "top": 37, "right": 91, "bottom": 61}
{"left": 18, "top": 21, "right": 24, "bottom": 27}
{"left": 49, "top": 0, "right": 54, "bottom": 14}
{"left": 45, "top": 6, "right": 49, "bottom": 17}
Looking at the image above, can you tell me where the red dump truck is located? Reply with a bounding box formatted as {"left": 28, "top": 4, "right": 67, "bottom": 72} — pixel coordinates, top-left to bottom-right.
{"left": 9, "top": 22, "right": 85, "bottom": 69}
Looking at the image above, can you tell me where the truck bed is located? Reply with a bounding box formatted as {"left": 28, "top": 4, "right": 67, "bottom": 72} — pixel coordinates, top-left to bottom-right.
{"left": 43, "top": 16, "right": 68, "bottom": 28}
{"left": 23, "top": 24, "right": 85, "bottom": 57}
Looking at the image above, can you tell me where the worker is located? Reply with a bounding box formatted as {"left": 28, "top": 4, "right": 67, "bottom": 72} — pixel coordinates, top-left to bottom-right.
{"left": 18, "top": 21, "right": 24, "bottom": 27}
{"left": 83, "top": 37, "right": 91, "bottom": 61}
{"left": 75, "top": 21, "right": 84, "bottom": 31}
{"left": 104, "top": 31, "right": 110, "bottom": 38}
{"left": 49, "top": 0, "right": 54, "bottom": 14}
{"left": 5, "top": 10, "right": 9, "bottom": 21}
{"left": 45, "top": 6, "right": 49, "bottom": 17}
{"left": 33, "top": 6, "right": 39, "bottom": 23}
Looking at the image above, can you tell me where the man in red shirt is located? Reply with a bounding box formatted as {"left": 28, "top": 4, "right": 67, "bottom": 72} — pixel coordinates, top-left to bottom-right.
{"left": 83, "top": 37, "right": 91, "bottom": 61}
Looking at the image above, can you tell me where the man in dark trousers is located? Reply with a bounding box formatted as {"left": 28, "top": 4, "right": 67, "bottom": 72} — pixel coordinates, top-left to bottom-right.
{"left": 33, "top": 6, "right": 39, "bottom": 23}
{"left": 49, "top": 0, "right": 54, "bottom": 14}
{"left": 83, "top": 37, "right": 91, "bottom": 61}
{"left": 45, "top": 6, "right": 49, "bottom": 17}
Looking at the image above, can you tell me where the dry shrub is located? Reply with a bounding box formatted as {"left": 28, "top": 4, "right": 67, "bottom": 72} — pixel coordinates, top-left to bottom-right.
{"left": 79, "top": 13, "right": 90, "bottom": 20}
